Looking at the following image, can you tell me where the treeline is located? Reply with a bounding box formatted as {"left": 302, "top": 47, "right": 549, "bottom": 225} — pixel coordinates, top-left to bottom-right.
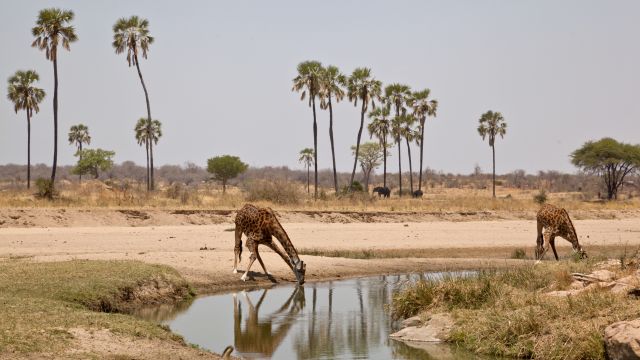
{"left": 2, "top": 162, "right": 634, "bottom": 196}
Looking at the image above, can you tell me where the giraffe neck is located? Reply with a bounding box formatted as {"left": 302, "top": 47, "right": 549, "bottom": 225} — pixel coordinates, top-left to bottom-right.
{"left": 271, "top": 218, "right": 301, "bottom": 265}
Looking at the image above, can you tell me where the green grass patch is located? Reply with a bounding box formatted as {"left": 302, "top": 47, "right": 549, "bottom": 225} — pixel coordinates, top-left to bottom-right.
{"left": 0, "top": 260, "right": 194, "bottom": 355}
{"left": 391, "top": 261, "right": 637, "bottom": 359}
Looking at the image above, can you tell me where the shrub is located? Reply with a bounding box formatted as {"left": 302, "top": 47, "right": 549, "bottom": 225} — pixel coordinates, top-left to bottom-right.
{"left": 341, "top": 181, "right": 364, "bottom": 194}
{"left": 533, "top": 189, "right": 547, "bottom": 204}
{"left": 244, "top": 179, "right": 301, "bottom": 205}
{"left": 511, "top": 248, "right": 527, "bottom": 259}
{"left": 34, "top": 178, "right": 56, "bottom": 199}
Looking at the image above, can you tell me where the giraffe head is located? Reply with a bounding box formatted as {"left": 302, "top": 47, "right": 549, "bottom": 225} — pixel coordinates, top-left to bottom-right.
{"left": 291, "top": 259, "right": 306, "bottom": 285}
{"left": 574, "top": 246, "right": 588, "bottom": 260}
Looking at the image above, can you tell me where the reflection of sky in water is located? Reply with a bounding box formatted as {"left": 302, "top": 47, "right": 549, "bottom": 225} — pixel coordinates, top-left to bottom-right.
{"left": 150, "top": 272, "right": 492, "bottom": 360}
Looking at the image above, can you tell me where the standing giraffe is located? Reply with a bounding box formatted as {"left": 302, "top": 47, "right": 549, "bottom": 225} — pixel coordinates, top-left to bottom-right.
{"left": 535, "top": 203, "right": 587, "bottom": 261}
{"left": 233, "top": 204, "right": 306, "bottom": 284}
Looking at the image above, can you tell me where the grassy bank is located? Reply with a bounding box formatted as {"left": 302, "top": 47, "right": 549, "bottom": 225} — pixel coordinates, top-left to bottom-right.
{"left": 0, "top": 260, "right": 195, "bottom": 357}
{"left": 392, "top": 261, "right": 640, "bottom": 359}
{"left": 300, "top": 245, "right": 639, "bottom": 261}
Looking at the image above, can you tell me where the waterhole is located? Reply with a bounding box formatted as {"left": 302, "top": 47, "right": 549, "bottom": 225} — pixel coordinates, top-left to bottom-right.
{"left": 137, "top": 272, "right": 499, "bottom": 359}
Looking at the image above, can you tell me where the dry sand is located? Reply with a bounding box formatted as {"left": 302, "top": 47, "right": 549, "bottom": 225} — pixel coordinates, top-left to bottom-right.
{"left": 1, "top": 210, "right": 639, "bottom": 291}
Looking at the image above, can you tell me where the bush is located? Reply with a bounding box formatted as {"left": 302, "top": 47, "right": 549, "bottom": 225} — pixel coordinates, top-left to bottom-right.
{"left": 511, "top": 248, "right": 527, "bottom": 259}
{"left": 244, "top": 179, "right": 301, "bottom": 205}
{"left": 340, "top": 181, "right": 364, "bottom": 194}
{"left": 533, "top": 189, "right": 547, "bottom": 204}
{"left": 35, "top": 178, "right": 56, "bottom": 199}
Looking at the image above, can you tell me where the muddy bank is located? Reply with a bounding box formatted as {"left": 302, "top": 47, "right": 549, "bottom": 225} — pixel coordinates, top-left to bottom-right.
{"left": 0, "top": 207, "right": 635, "bottom": 228}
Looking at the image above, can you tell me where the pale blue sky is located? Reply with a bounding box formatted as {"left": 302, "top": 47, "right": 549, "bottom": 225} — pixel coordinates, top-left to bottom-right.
{"left": 1, "top": 1, "right": 639, "bottom": 174}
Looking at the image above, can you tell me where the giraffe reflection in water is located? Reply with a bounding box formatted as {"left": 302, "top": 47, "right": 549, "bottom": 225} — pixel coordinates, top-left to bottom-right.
{"left": 233, "top": 286, "right": 305, "bottom": 357}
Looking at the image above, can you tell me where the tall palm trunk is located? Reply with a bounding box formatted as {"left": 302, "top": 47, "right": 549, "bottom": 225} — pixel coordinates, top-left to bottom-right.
{"left": 397, "top": 137, "right": 402, "bottom": 197}
{"left": 26, "top": 110, "right": 31, "bottom": 189}
{"left": 406, "top": 137, "right": 413, "bottom": 193}
{"left": 145, "top": 139, "right": 150, "bottom": 191}
{"left": 134, "top": 53, "right": 154, "bottom": 191}
{"left": 328, "top": 95, "right": 338, "bottom": 194}
{"left": 349, "top": 99, "right": 367, "bottom": 192}
{"left": 50, "top": 54, "right": 59, "bottom": 185}
{"left": 306, "top": 162, "right": 310, "bottom": 193}
{"left": 382, "top": 130, "right": 387, "bottom": 188}
{"left": 311, "top": 95, "right": 318, "bottom": 199}
{"left": 492, "top": 143, "right": 496, "bottom": 198}
{"left": 78, "top": 142, "right": 83, "bottom": 183}
{"left": 418, "top": 119, "right": 425, "bottom": 191}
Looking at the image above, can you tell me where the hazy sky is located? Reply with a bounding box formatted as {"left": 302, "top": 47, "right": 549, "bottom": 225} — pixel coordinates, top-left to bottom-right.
{"left": 1, "top": 1, "right": 639, "bottom": 175}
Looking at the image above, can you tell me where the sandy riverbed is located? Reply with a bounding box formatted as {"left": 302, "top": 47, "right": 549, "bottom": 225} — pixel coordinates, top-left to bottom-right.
{"left": 1, "top": 216, "right": 638, "bottom": 291}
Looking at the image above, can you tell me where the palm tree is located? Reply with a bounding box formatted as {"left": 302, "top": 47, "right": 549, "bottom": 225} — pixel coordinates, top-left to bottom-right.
{"left": 399, "top": 114, "right": 419, "bottom": 193}
{"left": 408, "top": 89, "right": 438, "bottom": 192}
{"left": 68, "top": 124, "right": 91, "bottom": 183}
{"left": 347, "top": 68, "right": 382, "bottom": 192}
{"left": 298, "top": 148, "right": 314, "bottom": 194}
{"left": 7, "top": 70, "right": 46, "bottom": 189}
{"left": 384, "top": 84, "right": 411, "bottom": 196}
{"left": 134, "top": 118, "right": 162, "bottom": 187}
{"left": 477, "top": 110, "right": 507, "bottom": 198}
{"left": 113, "top": 16, "right": 156, "bottom": 190}
{"left": 367, "top": 106, "right": 391, "bottom": 188}
{"left": 390, "top": 114, "right": 406, "bottom": 197}
{"left": 319, "top": 65, "right": 346, "bottom": 194}
{"left": 32, "top": 8, "right": 78, "bottom": 187}
{"left": 292, "top": 61, "right": 323, "bottom": 199}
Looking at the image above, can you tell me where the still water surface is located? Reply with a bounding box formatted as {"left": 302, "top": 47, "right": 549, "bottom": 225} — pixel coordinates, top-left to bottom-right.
{"left": 138, "top": 272, "right": 497, "bottom": 359}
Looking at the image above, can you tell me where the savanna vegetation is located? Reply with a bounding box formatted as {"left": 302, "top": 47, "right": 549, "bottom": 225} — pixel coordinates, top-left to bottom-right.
{"left": 391, "top": 261, "right": 640, "bottom": 360}
{"left": 0, "top": 260, "right": 194, "bottom": 356}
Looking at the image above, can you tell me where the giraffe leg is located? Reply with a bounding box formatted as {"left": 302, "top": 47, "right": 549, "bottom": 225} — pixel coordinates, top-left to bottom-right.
{"left": 550, "top": 236, "right": 559, "bottom": 261}
{"left": 535, "top": 230, "right": 553, "bottom": 264}
{"left": 263, "top": 241, "right": 294, "bottom": 271}
{"left": 535, "top": 221, "right": 544, "bottom": 260}
{"left": 240, "top": 239, "right": 258, "bottom": 281}
{"left": 233, "top": 227, "right": 243, "bottom": 274}
{"left": 255, "top": 244, "right": 271, "bottom": 276}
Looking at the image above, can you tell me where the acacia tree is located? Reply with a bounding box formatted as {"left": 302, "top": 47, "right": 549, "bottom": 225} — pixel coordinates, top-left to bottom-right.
{"left": 68, "top": 124, "right": 91, "bottom": 183}
{"left": 134, "top": 118, "right": 162, "bottom": 189}
{"left": 384, "top": 84, "right": 411, "bottom": 196}
{"left": 113, "top": 16, "right": 156, "bottom": 190}
{"left": 408, "top": 89, "right": 438, "bottom": 192}
{"left": 477, "top": 110, "right": 507, "bottom": 198}
{"left": 298, "top": 148, "right": 314, "bottom": 194}
{"left": 292, "top": 61, "right": 323, "bottom": 199}
{"left": 319, "top": 65, "right": 346, "bottom": 194}
{"left": 7, "top": 70, "right": 45, "bottom": 189}
{"left": 72, "top": 149, "right": 115, "bottom": 179}
{"left": 351, "top": 142, "right": 384, "bottom": 191}
{"left": 571, "top": 138, "right": 640, "bottom": 200}
{"left": 367, "top": 106, "right": 391, "bottom": 188}
{"left": 32, "top": 8, "right": 78, "bottom": 188}
{"left": 347, "top": 68, "right": 382, "bottom": 192}
{"left": 207, "top": 155, "right": 248, "bottom": 194}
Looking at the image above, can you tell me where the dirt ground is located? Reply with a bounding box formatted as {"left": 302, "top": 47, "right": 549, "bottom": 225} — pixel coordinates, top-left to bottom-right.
{"left": 1, "top": 209, "right": 639, "bottom": 291}
{"left": 1, "top": 208, "right": 639, "bottom": 358}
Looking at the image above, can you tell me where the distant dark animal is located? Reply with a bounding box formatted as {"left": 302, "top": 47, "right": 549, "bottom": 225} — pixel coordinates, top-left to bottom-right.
{"left": 412, "top": 190, "right": 423, "bottom": 198}
{"left": 372, "top": 186, "right": 390, "bottom": 198}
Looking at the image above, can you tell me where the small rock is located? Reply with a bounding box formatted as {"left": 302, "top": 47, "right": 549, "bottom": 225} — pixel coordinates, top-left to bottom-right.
{"left": 604, "top": 319, "right": 640, "bottom": 360}
{"left": 591, "top": 270, "right": 616, "bottom": 282}
{"left": 390, "top": 313, "right": 453, "bottom": 343}
{"left": 401, "top": 316, "right": 422, "bottom": 328}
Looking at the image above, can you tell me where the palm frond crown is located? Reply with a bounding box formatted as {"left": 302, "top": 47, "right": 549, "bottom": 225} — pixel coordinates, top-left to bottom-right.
{"left": 112, "top": 16, "right": 154, "bottom": 66}
{"left": 7, "top": 70, "right": 46, "bottom": 114}
{"left": 31, "top": 8, "right": 77, "bottom": 60}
